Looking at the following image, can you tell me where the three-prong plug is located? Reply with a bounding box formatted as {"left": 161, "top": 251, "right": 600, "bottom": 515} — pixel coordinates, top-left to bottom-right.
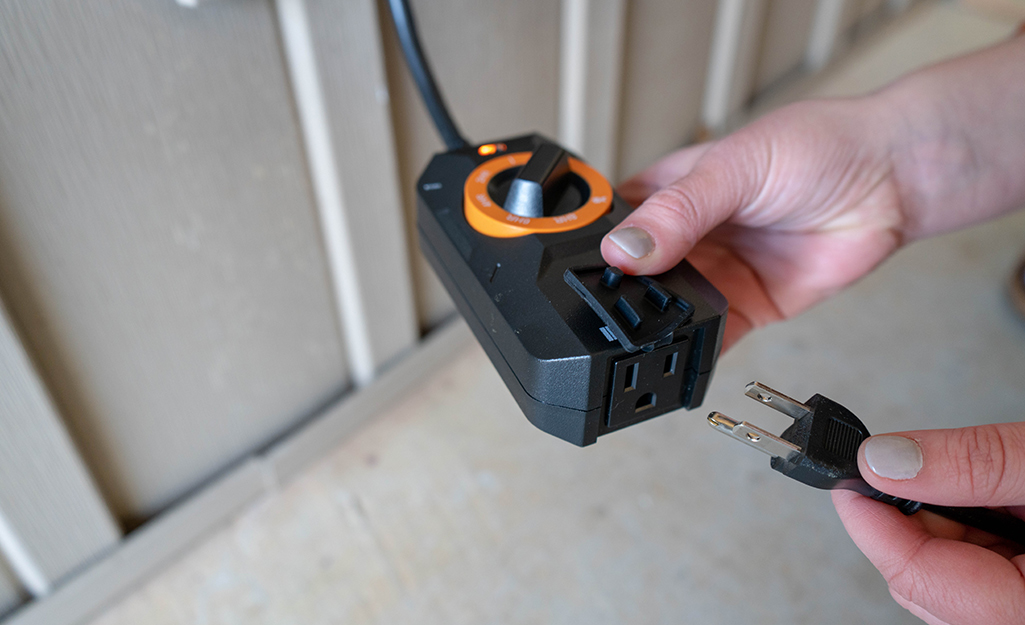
{"left": 709, "top": 382, "right": 1025, "bottom": 546}
{"left": 708, "top": 382, "right": 922, "bottom": 514}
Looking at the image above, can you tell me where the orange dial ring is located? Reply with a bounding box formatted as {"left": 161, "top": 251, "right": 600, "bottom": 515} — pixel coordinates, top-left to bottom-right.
{"left": 463, "top": 151, "right": 613, "bottom": 238}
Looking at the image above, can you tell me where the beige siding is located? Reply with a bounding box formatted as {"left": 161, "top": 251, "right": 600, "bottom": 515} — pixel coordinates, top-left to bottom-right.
{"left": 0, "top": 1, "right": 347, "bottom": 520}
{"left": 0, "top": 559, "right": 25, "bottom": 620}
{"left": 754, "top": 0, "right": 819, "bottom": 92}
{"left": 0, "top": 297, "right": 119, "bottom": 595}
{"left": 305, "top": 0, "right": 418, "bottom": 367}
{"left": 617, "top": 0, "right": 719, "bottom": 180}
{"left": 0, "top": 1, "right": 921, "bottom": 621}
{"left": 855, "top": 0, "right": 889, "bottom": 23}
{"left": 558, "top": 0, "right": 627, "bottom": 177}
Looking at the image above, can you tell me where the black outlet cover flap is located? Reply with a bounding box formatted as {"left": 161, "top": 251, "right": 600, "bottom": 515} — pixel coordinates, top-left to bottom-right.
{"left": 564, "top": 266, "right": 694, "bottom": 353}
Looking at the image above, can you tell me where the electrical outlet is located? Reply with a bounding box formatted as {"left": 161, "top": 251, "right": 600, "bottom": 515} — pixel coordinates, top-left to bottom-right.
{"left": 606, "top": 340, "right": 690, "bottom": 430}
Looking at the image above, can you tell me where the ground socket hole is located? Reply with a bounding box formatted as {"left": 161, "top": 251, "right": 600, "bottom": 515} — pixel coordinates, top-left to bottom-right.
{"left": 635, "top": 392, "right": 656, "bottom": 413}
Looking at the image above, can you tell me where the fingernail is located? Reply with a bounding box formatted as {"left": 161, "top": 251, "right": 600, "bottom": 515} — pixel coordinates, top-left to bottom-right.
{"left": 608, "top": 227, "right": 655, "bottom": 259}
{"left": 864, "top": 436, "right": 923, "bottom": 480}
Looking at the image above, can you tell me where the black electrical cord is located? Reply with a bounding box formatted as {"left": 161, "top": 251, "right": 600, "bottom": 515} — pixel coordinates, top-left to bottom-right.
{"left": 386, "top": 0, "right": 470, "bottom": 151}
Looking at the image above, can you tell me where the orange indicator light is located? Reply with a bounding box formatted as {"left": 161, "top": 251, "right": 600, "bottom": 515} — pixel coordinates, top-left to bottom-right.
{"left": 477, "top": 143, "right": 506, "bottom": 156}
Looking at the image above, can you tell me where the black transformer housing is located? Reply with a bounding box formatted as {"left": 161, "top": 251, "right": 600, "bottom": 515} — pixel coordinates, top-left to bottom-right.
{"left": 417, "top": 134, "right": 728, "bottom": 446}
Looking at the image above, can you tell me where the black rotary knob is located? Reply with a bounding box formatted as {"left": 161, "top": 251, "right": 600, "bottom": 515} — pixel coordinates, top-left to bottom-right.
{"left": 491, "top": 143, "right": 591, "bottom": 219}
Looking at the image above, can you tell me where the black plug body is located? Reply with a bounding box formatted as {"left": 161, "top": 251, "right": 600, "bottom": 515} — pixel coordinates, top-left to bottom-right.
{"left": 417, "top": 134, "right": 727, "bottom": 446}
{"left": 756, "top": 388, "right": 923, "bottom": 513}
{"left": 770, "top": 394, "right": 867, "bottom": 491}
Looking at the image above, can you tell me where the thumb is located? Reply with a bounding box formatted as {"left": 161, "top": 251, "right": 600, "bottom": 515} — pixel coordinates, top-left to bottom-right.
{"left": 601, "top": 139, "right": 767, "bottom": 274}
{"left": 858, "top": 423, "right": 1025, "bottom": 508}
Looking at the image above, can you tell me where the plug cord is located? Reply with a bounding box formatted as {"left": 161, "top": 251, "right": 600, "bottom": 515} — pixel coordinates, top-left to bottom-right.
{"left": 855, "top": 478, "right": 1025, "bottom": 545}
{"left": 921, "top": 503, "right": 1025, "bottom": 544}
{"left": 386, "top": 0, "right": 469, "bottom": 151}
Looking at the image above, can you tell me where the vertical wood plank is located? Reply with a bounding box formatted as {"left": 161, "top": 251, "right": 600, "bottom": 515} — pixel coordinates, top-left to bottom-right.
{"left": 617, "top": 0, "right": 720, "bottom": 179}
{"left": 3, "top": 459, "right": 267, "bottom": 625}
{"left": 0, "top": 557, "right": 26, "bottom": 620}
{"left": 0, "top": 1, "right": 348, "bottom": 520}
{"left": 806, "top": 0, "right": 859, "bottom": 70}
{"left": 3, "top": 319, "right": 470, "bottom": 625}
{"left": 702, "top": 0, "right": 771, "bottom": 133}
{"left": 558, "top": 0, "right": 627, "bottom": 177}
{"left": 0, "top": 297, "right": 120, "bottom": 595}
{"left": 275, "top": 0, "right": 374, "bottom": 385}
{"left": 753, "top": 0, "right": 820, "bottom": 93}
{"left": 276, "top": 0, "right": 418, "bottom": 383}
{"left": 559, "top": 0, "right": 588, "bottom": 157}
{"left": 379, "top": 0, "right": 561, "bottom": 330}
{"left": 858, "top": 0, "right": 889, "bottom": 21}
{"left": 723, "top": 0, "right": 772, "bottom": 125}
{"left": 304, "top": 0, "right": 418, "bottom": 367}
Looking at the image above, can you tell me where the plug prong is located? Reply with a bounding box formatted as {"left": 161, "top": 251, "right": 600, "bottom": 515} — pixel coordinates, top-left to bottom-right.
{"left": 708, "top": 412, "right": 802, "bottom": 458}
{"left": 744, "top": 382, "right": 812, "bottom": 420}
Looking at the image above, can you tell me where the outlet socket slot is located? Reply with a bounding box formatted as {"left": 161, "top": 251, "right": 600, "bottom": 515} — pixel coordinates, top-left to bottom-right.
{"left": 624, "top": 363, "right": 638, "bottom": 391}
{"left": 663, "top": 352, "right": 678, "bottom": 377}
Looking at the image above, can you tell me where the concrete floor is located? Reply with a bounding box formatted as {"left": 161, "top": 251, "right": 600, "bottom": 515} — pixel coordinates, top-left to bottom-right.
{"left": 87, "top": 4, "right": 1023, "bottom": 625}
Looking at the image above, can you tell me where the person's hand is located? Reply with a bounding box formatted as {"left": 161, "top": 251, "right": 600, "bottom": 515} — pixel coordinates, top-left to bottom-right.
{"left": 601, "top": 37, "right": 1025, "bottom": 624}
{"left": 601, "top": 36, "right": 1025, "bottom": 353}
{"left": 601, "top": 98, "right": 906, "bottom": 351}
{"left": 832, "top": 424, "right": 1025, "bottom": 625}
{"left": 598, "top": 37, "right": 1025, "bottom": 350}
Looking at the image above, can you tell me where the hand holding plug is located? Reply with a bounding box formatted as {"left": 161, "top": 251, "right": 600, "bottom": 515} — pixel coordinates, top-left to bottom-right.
{"left": 712, "top": 382, "right": 1025, "bottom": 625}
{"left": 710, "top": 382, "right": 1025, "bottom": 543}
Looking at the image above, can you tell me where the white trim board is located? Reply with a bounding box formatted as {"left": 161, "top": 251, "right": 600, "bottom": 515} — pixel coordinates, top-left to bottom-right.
{"left": 2, "top": 319, "right": 472, "bottom": 625}
{"left": 702, "top": 0, "right": 770, "bottom": 132}
{"left": 0, "top": 298, "right": 120, "bottom": 598}
{"left": 558, "top": 0, "right": 627, "bottom": 178}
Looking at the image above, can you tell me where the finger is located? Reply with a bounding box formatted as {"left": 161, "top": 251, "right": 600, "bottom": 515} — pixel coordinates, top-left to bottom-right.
{"left": 833, "top": 490, "right": 1025, "bottom": 625}
{"left": 601, "top": 136, "right": 768, "bottom": 274}
{"left": 889, "top": 588, "right": 954, "bottom": 625}
{"left": 616, "top": 143, "right": 713, "bottom": 207}
{"left": 857, "top": 423, "right": 1025, "bottom": 507}
{"left": 684, "top": 238, "right": 786, "bottom": 351}
{"left": 908, "top": 507, "right": 1021, "bottom": 556}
